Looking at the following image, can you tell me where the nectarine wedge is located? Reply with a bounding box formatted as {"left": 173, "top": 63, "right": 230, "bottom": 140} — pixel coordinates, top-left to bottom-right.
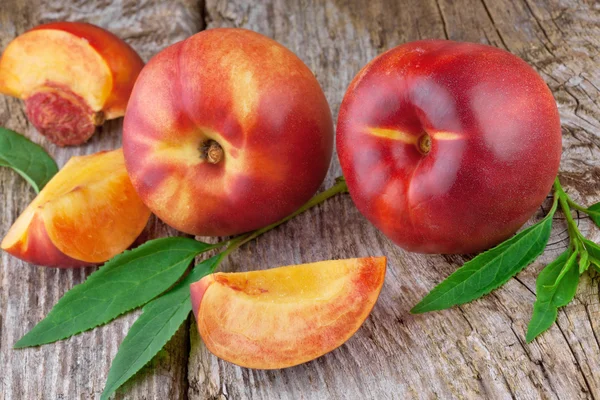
{"left": 0, "top": 22, "right": 144, "bottom": 146}
{"left": 190, "top": 257, "right": 386, "bottom": 369}
{"left": 1, "top": 149, "right": 151, "bottom": 267}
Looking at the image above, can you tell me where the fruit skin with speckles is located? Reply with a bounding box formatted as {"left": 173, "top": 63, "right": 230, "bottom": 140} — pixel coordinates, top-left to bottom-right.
{"left": 190, "top": 257, "right": 386, "bottom": 369}
{"left": 123, "top": 28, "right": 333, "bottom": 236}
{"left": 337, "top": 40, "right": 562, "bottom": 254}
{"left": 1, "top": 149, "right": 151, "bottom": 268}
{"left": 0, "top": 22, "right": 144, "bottom": 146}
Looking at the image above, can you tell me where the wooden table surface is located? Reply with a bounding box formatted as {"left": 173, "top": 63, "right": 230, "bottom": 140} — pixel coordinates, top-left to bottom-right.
{"left": 1, "top": 0, "right": 599, "bottom": 399}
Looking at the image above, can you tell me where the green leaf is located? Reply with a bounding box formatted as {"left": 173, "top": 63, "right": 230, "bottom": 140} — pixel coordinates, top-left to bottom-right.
{"left": 549, "top": 253, "right": 579, "bottom": 307}
{"left": 582, "top": 238, "right": 600, "bottom": 272}
{"left": 583, "top": 238, "right": 600, "bottom": 260}
{"left": 586, "top": 203, "right": 600, "bottom": 228}
{"left": 0, "top": 127, "right": 58, "bottom": 192}
{"left": 15, "top": 237, "right": 215, "bottom": 348}
{"left": 101, "top": 255, "right": 220, "bottom": 400}
{"left": 411, "top": 213, "right": 555, "bottom": 314}
{"left": 526, "top": 251, "right": 579, "bottom": 342}
{"left": 578, "top": 250, "right": 590, "bottom": 274}
{"left": 526, "top": 301, "right": 557, "bottom": 343}
{"left": 535, "top": 251, "right": 570, "bottom": 303}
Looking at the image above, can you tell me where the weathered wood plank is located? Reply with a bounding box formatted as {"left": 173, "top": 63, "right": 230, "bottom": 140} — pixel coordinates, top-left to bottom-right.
{"left": 187, "top": 0, "right": 600, "bottom": 399}
{"left": 0, "top": 0, "right": 203, "bottom": 399}
{"left": 2, "top": 0, "right": 600, "bottom": 399}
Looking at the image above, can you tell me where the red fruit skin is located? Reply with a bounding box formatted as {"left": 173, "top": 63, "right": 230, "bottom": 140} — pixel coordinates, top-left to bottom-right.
{"left": 337, "top": 40, "right": 562, "bottom": 254}
{"left": 123, "top": 28, "right": 333, "bottom": 236}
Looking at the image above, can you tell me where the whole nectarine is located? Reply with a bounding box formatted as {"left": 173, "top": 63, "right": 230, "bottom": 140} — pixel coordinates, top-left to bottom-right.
{"left": 123, "top": 28, "right": 333, "bottom": 236}
{"left": 337, "top": 40, "right": 562, "bottom": 254}
{"left": 0, "top": 22, "right": 144, "bottom": 146}
{"left": 1, "top": 149, "right": 151, "bottom": 267}
{"left": 190, "top": 257, "right": 386, "bottom": 369}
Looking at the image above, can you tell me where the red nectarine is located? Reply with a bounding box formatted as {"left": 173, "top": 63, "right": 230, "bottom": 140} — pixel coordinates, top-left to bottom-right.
{"left": 337, "top": 40, "right": 562, "bottom": 254}
{"left": 123, "top": 28, "right": 333, "bottom": 236}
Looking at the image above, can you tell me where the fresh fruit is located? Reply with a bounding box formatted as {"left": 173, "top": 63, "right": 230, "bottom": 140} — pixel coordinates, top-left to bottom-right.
{"left": 123, "top": 28, "right": 333, "bottom": 236}
{"left": 190, "top": 256, "right": 386, "bottom": 369}
{"left": 0, "top": 22, "right": 144, "bottom": 146}
{"left": 337, "top": 40, "right": 562, "bottom": 254}
{"left": 1, "top": 149, "right": 151, "bottom": 267}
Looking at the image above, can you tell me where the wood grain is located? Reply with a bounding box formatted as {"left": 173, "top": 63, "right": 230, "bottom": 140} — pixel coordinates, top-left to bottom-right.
{"left": 188, "top": 0, "right": 600, "bottom": 399}
{"left": 1, "top": 0, "right": 599, "bottom": 399}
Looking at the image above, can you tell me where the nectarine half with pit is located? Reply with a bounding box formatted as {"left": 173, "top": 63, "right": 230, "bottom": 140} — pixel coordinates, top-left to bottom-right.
{"left": 0, "top": 22, "right": 144, "bottom": 146}
{"left": 1, "top": 149, "right": 151, "bottom": 267}
{"left": 337, "top": 40, "right": 562, "bottom": 254}
{"left": 190, "top": 257, "right": 386, "bottom": 369}
{"left": 123, "top": 28, "right": 333, "bottom": 236}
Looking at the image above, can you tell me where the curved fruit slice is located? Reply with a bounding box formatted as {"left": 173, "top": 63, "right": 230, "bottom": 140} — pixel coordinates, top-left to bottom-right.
{"left": 0, "top": 22, "right": 144, "bottom": 146}
{"left": 1, "top": 149, "right": 151, "bottom": 267}
{"left": 190, "top": 257, "right": 386, "bottom": 369}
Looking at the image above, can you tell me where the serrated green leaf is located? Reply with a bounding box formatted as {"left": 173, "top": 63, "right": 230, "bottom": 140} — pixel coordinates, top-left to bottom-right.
{"left": 526, "top": 251, "right": 579, "bottom": 342}
{"left": 15, "top": 237, "right": 215, "bottom": 348}
{"left": 586, "top": 203, "right": 600, "bottom": 228}
{"left": 101, "top": 255, "right": 220, "bottom": 400}
{"left": 411, "top": 212, "right": 556, "bottom": 314}
{"left": 535, "top": 251, "right": 570, "bottom": 303}
{"left": 526, "top": 301, "right": 557, "bottom": 342}
{"left": 0, "top": 127, "right": 58, "bottom": 192}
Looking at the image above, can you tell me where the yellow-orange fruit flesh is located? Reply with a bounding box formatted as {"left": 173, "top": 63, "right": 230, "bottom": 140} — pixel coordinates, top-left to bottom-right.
{"left": 1, "top": 149, "right": 151, "bottom": 268}
{"left": 190, "top": 257, "right": 386, "bottom": 369}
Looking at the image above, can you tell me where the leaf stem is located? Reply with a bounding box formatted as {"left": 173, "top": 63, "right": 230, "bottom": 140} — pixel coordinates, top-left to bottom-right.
{"left": 205, "top": 177, "right": 349, "bottom": 272}
{"left": 210, "top": 177, "right": 349, "bottom": 254}
{"left": 553, "top": 177, "right": 584, "bottom": 249}
{"left": 566, "top": 198, "right": 587, "bottom": 213}
{"left": 224, "top": 176, "right": 349, "bottom": 257}
{"left": 215, "top": 233, "right": 253, "bottom": 266}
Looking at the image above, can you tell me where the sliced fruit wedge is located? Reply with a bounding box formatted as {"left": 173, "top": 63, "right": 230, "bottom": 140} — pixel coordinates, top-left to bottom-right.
{"left": 1, "top": 148, "right": 151, "bottom": 267}
{"left": 190, "top": 256, "right": 386, "bottom": 369}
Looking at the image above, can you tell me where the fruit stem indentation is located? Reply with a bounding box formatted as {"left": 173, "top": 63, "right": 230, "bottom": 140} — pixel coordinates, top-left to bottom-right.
{"left": 418, "top": 134, "right": 431, "bottom": 154}
{"left": 200, "top": 140, "right": 224, "bottom": 164}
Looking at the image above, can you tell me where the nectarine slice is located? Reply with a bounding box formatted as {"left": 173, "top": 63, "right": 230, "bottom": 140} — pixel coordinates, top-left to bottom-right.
{"left": 1, "top": 149, "right": 151, "bottom": 267}
{"left": 190, "top": 257, "right": 386, "bottom": 369}
{"left": 0, "top": 22, "right": 143, "bottom": 146}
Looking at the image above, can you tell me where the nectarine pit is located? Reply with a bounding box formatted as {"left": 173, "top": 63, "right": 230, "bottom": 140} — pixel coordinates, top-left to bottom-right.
{"left": 200, "top": 139, "right": 224, "bottom": 164}
{"left": 24, "top": 83, "right": 103, "bottom": 147}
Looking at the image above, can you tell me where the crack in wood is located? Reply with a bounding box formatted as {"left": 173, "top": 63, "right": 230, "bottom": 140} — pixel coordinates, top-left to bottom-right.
{"left": 434, "top": 0, "right": 450, "bottom": 40}
{"left": 555, "top": 310, "right": 597, "bottom": 399}
{"left": 479, "top": 0, "right": 510, "bottom": 50}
